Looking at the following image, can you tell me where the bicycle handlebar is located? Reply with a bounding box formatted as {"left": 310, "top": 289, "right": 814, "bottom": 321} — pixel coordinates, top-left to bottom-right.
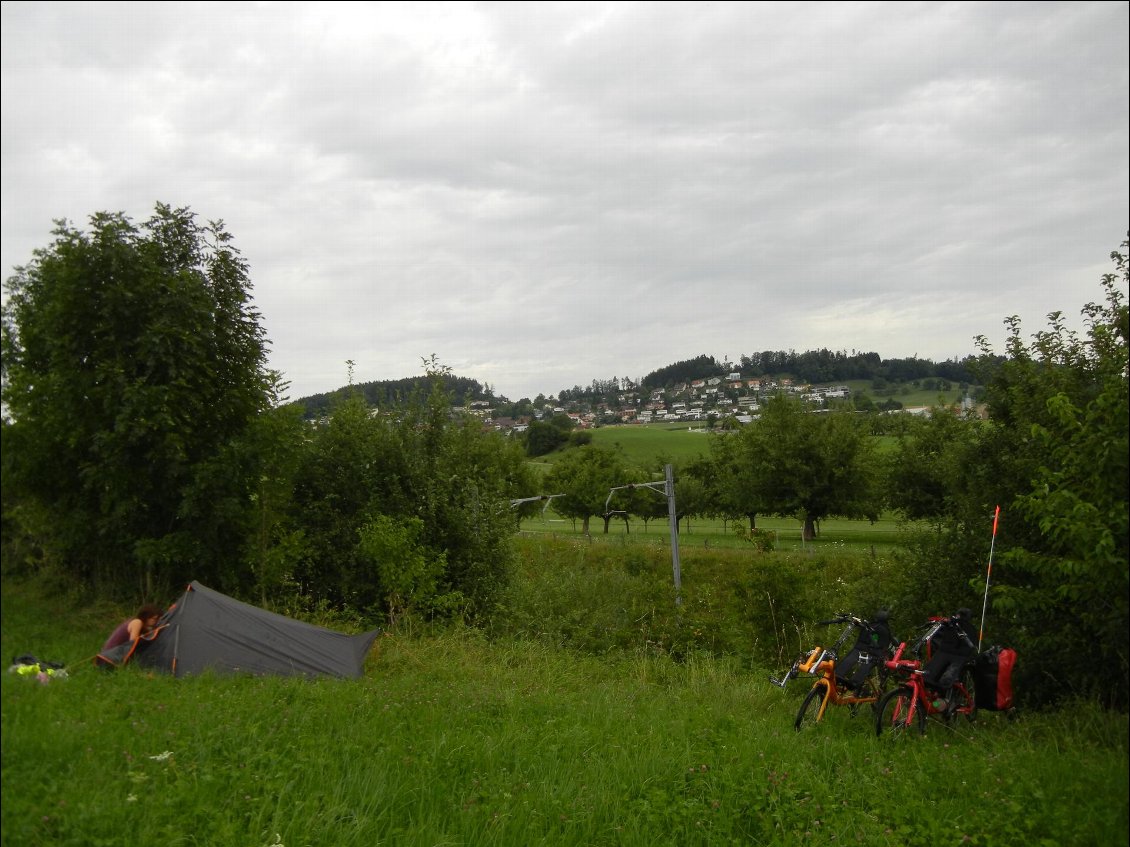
{"left": 817, "top": 613, "right": 869, "bottom": 628}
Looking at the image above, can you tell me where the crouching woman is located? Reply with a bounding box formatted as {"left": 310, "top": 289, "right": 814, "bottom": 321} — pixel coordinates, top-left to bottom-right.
{"left": 95, "top": 604, "right": 163, "bottom": 668}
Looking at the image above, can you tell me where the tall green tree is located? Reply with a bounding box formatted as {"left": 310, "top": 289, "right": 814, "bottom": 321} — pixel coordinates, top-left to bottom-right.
{"left": 886, "top": 410, "right": 984, "bottom": 522}
{"left": 888, "top": 240, "right": 1128, "bottom": 706}
{"left": 624, "top": 466, "right": 671, "bottom": 533}
{"left": 524, "top": 419, "right": 568, "bottom": 457}
{"left": 1, "top": 205, "right": 274, "bottom": 595}
{"left": 690, "top": 429, "right": 768, "bottom": 532}
{"left": 288, "top": 368, "right": 534, "bottom": 621}
{"left": 670, "top": 466, "right": 711, "bottom": 535}
{"left": 287, "top": 392, "right": 391, "bottom": 608}
{"left": 968, "top": 241, "right": 1129, "bottom": 706}
{"left": 236, "top": 394, "right": 310, "bottom": 604}
{"left": 731, "top": 397, "right": 881, "bottom": 540}
{"left": 882, "top": 409, "right": 1006, "bottom": 618}
{"left": 544, "top": 446, "right": 632, "bottom": 534}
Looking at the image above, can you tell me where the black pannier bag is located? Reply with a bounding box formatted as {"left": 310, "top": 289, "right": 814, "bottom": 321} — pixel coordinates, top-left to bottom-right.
{"left": 973, "top": 645, "right": 1017, "bottom": 711}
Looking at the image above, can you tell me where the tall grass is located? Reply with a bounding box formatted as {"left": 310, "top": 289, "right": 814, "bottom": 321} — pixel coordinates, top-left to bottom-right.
{"left": 491, "top": 536, "right": 914, "bottom": 669}
{"left": 3, "top": 575, "right": 1127, "bottom": 847}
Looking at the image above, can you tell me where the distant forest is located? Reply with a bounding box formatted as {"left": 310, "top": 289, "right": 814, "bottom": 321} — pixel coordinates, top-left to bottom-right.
{"left": 640, "top": 350, "right": 975, "bottom": 390}
{"left": 293, "top": 349, "right": 983, "bottom": 419}
{"left": 296, "top": 375, "right": 488, "bottom": 420}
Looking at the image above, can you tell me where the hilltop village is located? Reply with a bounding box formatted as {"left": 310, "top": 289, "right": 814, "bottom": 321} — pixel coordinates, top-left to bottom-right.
{"left": 462, "top": 374, "right": 976, "bottom": 434}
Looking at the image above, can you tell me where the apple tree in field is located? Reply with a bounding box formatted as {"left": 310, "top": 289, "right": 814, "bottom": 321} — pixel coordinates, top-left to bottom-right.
{"left": 726, "top": 395, "right": 881, "bottom": 540}
{"left": 544, "top": 445, "right": 633, "bottom": 534}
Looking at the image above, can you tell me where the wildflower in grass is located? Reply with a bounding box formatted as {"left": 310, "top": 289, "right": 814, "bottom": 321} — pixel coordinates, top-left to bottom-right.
{"left": 149, "top": 751, "right": 174, "bottom": 762}
{"left": 126, "top": 794, "right": 137, "bottom": 803}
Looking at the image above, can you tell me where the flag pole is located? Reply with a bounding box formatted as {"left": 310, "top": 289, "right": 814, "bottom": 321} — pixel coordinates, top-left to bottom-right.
{"left": 978, "top": 505, "right": 1001, "bottom": 653}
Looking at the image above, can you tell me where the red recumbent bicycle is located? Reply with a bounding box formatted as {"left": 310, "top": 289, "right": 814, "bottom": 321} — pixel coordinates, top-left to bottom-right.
{"left": 874, "top": 616, "right": 977, "bottom": 738}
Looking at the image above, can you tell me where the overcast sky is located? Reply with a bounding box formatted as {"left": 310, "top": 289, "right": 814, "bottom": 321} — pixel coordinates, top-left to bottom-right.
{"left": 2, "top": 2, "right": 1127, "bottom": 402}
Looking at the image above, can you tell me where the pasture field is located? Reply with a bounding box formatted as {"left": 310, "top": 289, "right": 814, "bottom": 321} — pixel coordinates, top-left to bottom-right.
{"left": 588, "top": 423, "right": 716, "bottom": 466}
{"left": 520, "top": 512, "right": 908, "bottom": 556}
{"left": 843, "top": 380, "right": 967, "bottom": 408}
{"left": 3, "top": 575, "right": 1127, "bottom": 847}
{"left": 534, "top": 423, "right": 902, "bottom": 474}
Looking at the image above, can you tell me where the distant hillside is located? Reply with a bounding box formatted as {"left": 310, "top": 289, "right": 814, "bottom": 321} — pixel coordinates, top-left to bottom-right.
{"left": 290, "top": 348, "right": 986, "bottom": 417}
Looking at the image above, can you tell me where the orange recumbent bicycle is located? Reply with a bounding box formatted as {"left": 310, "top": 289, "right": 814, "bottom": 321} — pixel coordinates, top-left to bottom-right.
{"left": 771, "top": 612, "right": 895, "bottom": 731}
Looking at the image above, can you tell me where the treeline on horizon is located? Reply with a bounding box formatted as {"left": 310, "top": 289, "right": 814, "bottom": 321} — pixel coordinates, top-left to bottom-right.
{"left": 640, "top": 350, "right": 977, "bottom": 389}
{"left": 296, "top": 374, "right": 488, "bottom": 420}
{"left": 295, "top": 349, "right": 984, "bottom": 419}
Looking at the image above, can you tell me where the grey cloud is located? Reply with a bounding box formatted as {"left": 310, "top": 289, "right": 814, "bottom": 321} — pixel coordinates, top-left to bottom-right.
{"left": 2, "top": 1, "right": 1126, "bottom": 402}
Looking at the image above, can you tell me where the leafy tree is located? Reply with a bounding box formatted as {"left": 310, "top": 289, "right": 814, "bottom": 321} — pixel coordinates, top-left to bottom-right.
{"left": 888, "top": 241, "right": 1128, "bottom": 706}
{"left": 968, "top": 242, "right": 1129, "bottom": 706}
{"left": 356, "top": 513, "right": 448, "bottom": 626}
{"left": 287, "top": 392, "right": 392, "bottom": 609}
{"left": 732, "top": 397, "right": 881, "bottom": 540}
{"left": 524, "top": 414, "right": 576, "bottom": 457}
{"left": 236, "top": 394, "right": 310, "bottom": 604}
{"left": 287, "top": 363, "right": 536, "bottom": 622}
{"left": 885, "top": 411, "right": 982, "bottom": 522}
{"left": 1, "top": 204, "right": 273, "bottom": 595}
{"left": 616, "top": 460, "right": 675, "bottom": 533}
{"left": 524, "top": 419, "right": 568, "bottom": 456}
{"left": 544, "top": 446, "right": 632, "bottom": 534}
{"left": 568, "top": 430, "right": 593, "bottom": 448}
{"left": 670, "top": 467, "right": 711, "bottom": 534}
{"left": 688, "top": 435, "right": 761, "bottom": 531}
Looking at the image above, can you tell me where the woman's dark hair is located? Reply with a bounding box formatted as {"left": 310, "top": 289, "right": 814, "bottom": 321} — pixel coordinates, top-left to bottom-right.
{"left": 137, "top": 604, "right": 163, "bottom": 620}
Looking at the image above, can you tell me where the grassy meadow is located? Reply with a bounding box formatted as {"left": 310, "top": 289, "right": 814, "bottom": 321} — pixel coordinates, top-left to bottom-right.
{"left": 523, "top": 417, "right": 909, "bottom": 556}
{"left": 588, "top": 423, "right": 717, "bottom": 466}
{"left": 518, "top": 512, "right": 907, "bottom": 556}
{"left": 535, "top": 417, "right": 904, "bottom": 475}
{"left": 3, "top": 558, "right": 1128, "bottom": 847}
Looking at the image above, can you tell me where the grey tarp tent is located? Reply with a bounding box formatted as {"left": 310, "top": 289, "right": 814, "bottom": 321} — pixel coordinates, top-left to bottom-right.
{"left": 97, "top": 581, "right": 379, "bottom": 679}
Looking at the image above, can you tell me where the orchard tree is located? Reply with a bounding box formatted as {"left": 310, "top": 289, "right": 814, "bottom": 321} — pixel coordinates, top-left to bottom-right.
{"left": 624, "top": 466, "right": 671, "bottom": 532}
{"left": 734, "top": 396, "right": 881, "bottom": 540}
{"left": 670, "top": 466, "right": 711, "bottom": 535}
{"left": 544, "top": 445, "right": 632, "bottom": 534}
{"left": 885, "top": 410, "right": 983, "bottom": 522}
{"left": 1, "top": 204, "right": 274, "bottom": 595}
{"left": 690, "top": 428, "right": 769, "bottom": 532}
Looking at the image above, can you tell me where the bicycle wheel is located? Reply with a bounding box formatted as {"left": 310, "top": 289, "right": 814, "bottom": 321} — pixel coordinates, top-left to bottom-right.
{"left": 875, "top": 685, "right": 925, "bottom": 738}
{"left": 794, "top": 682, "right": 830, "bottom": 731}
{"left": 958, "top": 668, "right": 978, "bottom": 722}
